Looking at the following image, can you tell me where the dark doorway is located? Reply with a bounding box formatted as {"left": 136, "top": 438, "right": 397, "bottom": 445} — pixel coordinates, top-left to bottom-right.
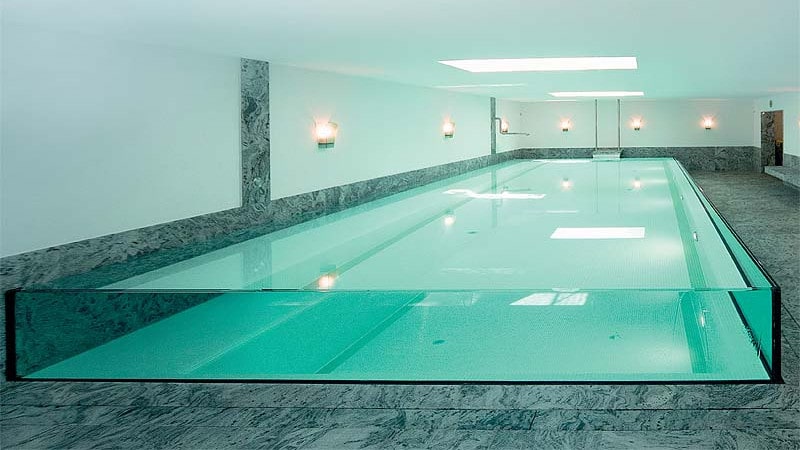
{"left": 761, "top": 110, "right": 784, "bottom": 167}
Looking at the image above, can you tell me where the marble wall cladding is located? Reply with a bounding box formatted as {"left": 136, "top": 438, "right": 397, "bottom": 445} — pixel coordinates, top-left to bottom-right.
{"left": 240, "top": 59, "right": 271, "bottom": 211}
{"left": 624, "top": 147, "right": 761, "bottom": 171}
{"left": 516, "top": 148, "right": 595, "bottom": 159}
{"left": 10, "top": 290, "right": 219, "bottom": 376}
{"left": 761, "top": 112, "right": 777, "bottom": 167}
{"left": 785, "top": 153, "right": 800, "bottom": 169}
{"left": 515, "top": 147, "right": 760, "bottom": 171}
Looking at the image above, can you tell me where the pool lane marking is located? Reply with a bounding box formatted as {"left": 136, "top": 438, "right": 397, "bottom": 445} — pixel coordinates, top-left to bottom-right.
{"left": 663, "top": 160, "right": 707, "bottom": 289}
{"left": 314, "top": 291, "right": 427, "bottom": 374}
{"left": 300, "top": 161, "right": 551, "bottom": 289}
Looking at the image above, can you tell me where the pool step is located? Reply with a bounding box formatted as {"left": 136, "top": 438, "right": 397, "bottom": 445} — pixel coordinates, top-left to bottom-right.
{"left": 593, "top": 149, "right": 622, "bottom": 160}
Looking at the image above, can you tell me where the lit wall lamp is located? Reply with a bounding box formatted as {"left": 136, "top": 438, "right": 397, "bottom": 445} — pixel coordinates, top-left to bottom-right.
{"left": 702, "top": 117, "right": 714, "bottom": 130}
{"left": 560, "top": 120, "right": 571, "bottom": 132}
{"left": 632, "top": 178, "right": 642, "bottom": 190}
{"left": 315, "top": 121, "right": 338, "bottom": 148}
{"left": 561, "top": 177, "right": 572, "bottom": 190}
{"left": 442, "top": 120, "right": 456, "bottom": 138}
{"left": 500, "top": 119, "right": 510, "bottom": 134}
{"left": 632, "top": 118, "right": 642, "bottom": 131}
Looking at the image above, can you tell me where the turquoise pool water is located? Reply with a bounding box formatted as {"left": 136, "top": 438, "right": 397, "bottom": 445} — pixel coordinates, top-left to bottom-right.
{"left": 21, "top": 159, "right": 776, "bottom": 382}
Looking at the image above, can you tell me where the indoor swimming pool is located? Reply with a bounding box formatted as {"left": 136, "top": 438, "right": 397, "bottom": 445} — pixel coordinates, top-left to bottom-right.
{"left": 9, "top": 158, "right": 779, "bottom": 383}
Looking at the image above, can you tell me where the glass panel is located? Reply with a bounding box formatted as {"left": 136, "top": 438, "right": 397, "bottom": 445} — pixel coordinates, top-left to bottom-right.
{"left": 672, "top": 161, "right": 777, "bottom": 368}
{"left": 10, "top": 288, "right": 772, "bottom": 382}
{"left": 25, "top": 158, "right": 777, "bottom": 383}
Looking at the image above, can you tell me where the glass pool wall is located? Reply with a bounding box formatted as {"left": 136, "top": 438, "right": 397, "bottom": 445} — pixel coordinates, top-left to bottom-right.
{"left": 6, "top": 159, "right": 780, "bottom": 383}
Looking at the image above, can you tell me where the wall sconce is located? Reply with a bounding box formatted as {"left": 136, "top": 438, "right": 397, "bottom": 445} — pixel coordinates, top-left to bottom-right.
{"left": 315, "top": 121, "right": 338, "bottom": 148}
{"left": 632, "top": 118, "right": 642, "bottom": 131}
{"left": 632, "top": 178, "right": 642, "bottom": 190}
{"left": 702, "top": 117, "right": 714, "bottom": 130}
{"left": 560, "top": 120, "right": 571, "bottom": 132}
{"left": 500, "top": 119, "right": 510, "bottom": 134}
{"left": 561, "top": 178, "right": 572, "bottom": 190}
{"left": 442, "top": 121, "right": 456, "bottom": 138}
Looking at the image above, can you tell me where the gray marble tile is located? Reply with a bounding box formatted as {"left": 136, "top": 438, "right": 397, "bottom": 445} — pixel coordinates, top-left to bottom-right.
{"left": 4, "top": 381, "right": 799, "bottom": 412}
{"left": 320, "top": 408, "right": 535, "bottom": 431}
{"left": 0, "top": 425, "right": 57, "bottom": 448}
{"left": 530, "top": 408, "right": 800, "bottom": 431}
{"left": 1, "top": 405, "right": 128, "bottom": 427}
{"left": 298, "top": 426, "right": 397, "bottom": 449}
{"left": 11, "top": 424, "right": 192, "bottom": 450}
{"left": 785, "top": 153, "right": 800, "bottom": 169}
{"left": 488, "top": 429, "right": 800, "bottom": 450}
{"left": 240, "top": 58, "right": 271, "bottom": 212}
{"left": 517, "top": 147, "right": 595, "bottom": 159}
{"left": 165, "top": 425, "right": 323, "bottom": 450}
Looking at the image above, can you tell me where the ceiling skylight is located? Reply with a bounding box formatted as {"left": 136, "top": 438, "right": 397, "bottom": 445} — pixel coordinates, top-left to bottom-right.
{"left": 438, "top": 57, "right": 637, "bottom": 73}
{"left": 550, "top": 91, "right": 645, "bottom": 98}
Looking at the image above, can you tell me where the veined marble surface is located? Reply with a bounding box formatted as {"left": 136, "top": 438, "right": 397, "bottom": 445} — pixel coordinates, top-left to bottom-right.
{"left": 517, "top": 147, "right": 761, "bottom": 172}
{"left": 785, "top": 153, "right": 800, "bottom": 169}
{"left": 241, "top": 59, "right": 271, "bottom": 212}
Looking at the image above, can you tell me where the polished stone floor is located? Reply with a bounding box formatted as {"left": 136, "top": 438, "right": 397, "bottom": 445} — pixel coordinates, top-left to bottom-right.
{"left": 1, "top": 171, "right": 798, "bottom": 449}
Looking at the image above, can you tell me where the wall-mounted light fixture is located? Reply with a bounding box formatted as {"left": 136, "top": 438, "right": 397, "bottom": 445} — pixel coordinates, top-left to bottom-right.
{"left": 560, "top": 120, "right": 571, "bottom": 132}
{"left": 561, "top": 178, "right": 572, "bottom": 190}
{"left": 442, "top": 120, "right": 456, "bottom": 138}
{"left": 500, "top": 119, "right": 510, "bottom": 134}
{"left": 632, "top": 178, "right": 642, "bottom": 190}
{"left": 702, "top": 117, "right": 714, "bottom": 130}
{"left": 315, "top": 121, "right": 338, "bottom": 148}
{"left": 632, "top": 118, "right": 642, "bottom": 131}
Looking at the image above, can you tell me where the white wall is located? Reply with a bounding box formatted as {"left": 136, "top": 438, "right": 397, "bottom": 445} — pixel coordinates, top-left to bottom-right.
{"left": 753, "top": 93, "right": 800, "bottom": 157}
{"left": 0, "top": 25, "right": 242, "bottom": 257}
{"left": 269, "top": 64, "right": 491, "bottom": 199}
{"left": 521, "top": 99, "right": 755, "bottom": 148}
{"left": 495, "top": 99, "right": 535, "bottom": 153}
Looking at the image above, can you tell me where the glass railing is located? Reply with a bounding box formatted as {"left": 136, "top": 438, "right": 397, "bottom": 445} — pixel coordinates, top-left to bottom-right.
{"left": 7, "top": 287, "right": 776, "bottom": 382}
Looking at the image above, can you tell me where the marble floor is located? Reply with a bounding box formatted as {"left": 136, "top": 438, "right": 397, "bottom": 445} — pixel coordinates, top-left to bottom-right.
{"left": 1, "top": 171, "right": 799, "bottom": 449}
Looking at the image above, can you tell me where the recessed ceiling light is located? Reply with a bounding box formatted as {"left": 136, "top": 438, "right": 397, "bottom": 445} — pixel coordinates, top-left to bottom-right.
{"left": 550, "top": 91, "right": 645, "bottom": 98}
{"left": 438, "top": 57, "right": 637, "bottom": 73}
{"left": 435, "top": 83, "right": 526, "bottom": 89}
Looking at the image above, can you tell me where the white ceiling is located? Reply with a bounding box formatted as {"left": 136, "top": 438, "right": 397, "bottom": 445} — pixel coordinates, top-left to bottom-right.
{"left": 4, "top": 0, "right": 799, "bottom": 100}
